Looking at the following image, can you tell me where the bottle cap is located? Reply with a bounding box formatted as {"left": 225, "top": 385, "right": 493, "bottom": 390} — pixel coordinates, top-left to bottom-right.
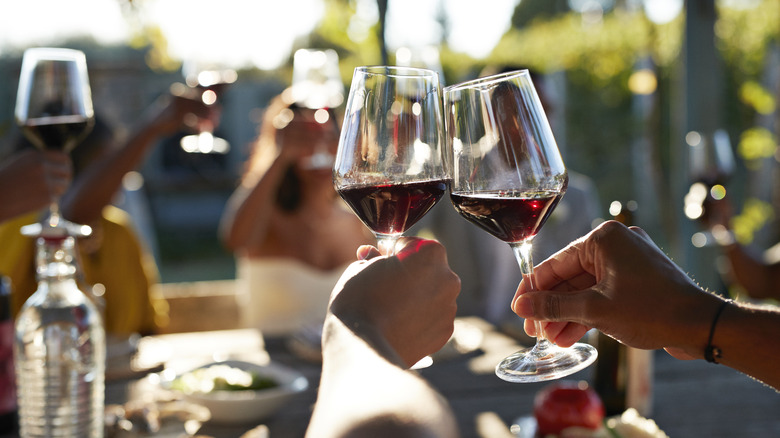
{"left": 20, "top": 220, "right": 92, "bottom": 240}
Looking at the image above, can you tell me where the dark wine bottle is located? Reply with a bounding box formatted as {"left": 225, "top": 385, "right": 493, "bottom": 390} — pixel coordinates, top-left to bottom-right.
{"left": 592, "top": 201, "right": 653, "bottom": 417}
{"left": 0, "top": 275, "right": 18, "bottom": 434}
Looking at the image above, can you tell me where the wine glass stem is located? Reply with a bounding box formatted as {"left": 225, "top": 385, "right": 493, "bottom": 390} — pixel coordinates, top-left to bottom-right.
{"left": 377, "top": 234, "right": 400, "bottom": 256}
{"left": 511, "top": 241, "right": 547, "bottom": 343}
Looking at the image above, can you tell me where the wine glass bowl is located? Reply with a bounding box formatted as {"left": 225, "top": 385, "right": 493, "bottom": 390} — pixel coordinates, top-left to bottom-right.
{"left": 14, "top": 47, "right": 94, "bottom": 233}
{"left": 179, "top": 60, "right": 236, "bottom": 154}
{"left": 15, "top": 48, "right": 94, "bottom": 153}
{"left": 334, "top": 66, "right": 448, "bottom": 256}
{"left": 444, "top": 70, "right": 597, "bottom": 382}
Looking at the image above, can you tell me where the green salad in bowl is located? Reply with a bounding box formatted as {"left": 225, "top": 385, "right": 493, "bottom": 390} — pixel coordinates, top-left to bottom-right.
{"left": 162, "top": 360, "right": 308, "bottom": 424}
{"left": 171, "top": 363, "right": 278, "bottom": 393}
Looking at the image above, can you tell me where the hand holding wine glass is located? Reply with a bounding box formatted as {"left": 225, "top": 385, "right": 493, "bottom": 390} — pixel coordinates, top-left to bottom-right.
{"left": 444, "top": 70, "right": 597, "bottom": 382}
{"left": 334, "top": 66, "right": 448, "bottom": 256}
{"left": 0, "top": 149, "right": 72, "bottom": 223}
{"left": 14, "top": 47, "right": 94, "bottom": 234}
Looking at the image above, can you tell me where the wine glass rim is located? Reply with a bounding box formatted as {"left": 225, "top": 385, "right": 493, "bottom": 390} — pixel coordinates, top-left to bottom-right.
{"left": 23, "top": 47, "right": 86, "bottom": 61}
{"left": 355, "top": 65, "right": 439, "bottom": 79}
{"left": 444, "top": 69, "right": 530, "bottom": 93}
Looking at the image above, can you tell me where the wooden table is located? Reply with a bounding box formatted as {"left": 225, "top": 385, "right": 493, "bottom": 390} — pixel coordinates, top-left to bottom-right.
{"left": 418, "top": 319, "right": 780, "bottom": 438}
{"left": 4, "top": 319, "right": 778, "bottom": 438}
{"left": 135, "top": 319, "right": 780, "bottom": 437}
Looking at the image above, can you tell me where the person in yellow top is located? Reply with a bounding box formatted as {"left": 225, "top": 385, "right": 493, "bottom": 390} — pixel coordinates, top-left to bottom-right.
{"left": 0, "top": 206, "right": 165, "bottom": 336}
{"left": 1, "top": 83, "right": 215, "bottom": 336}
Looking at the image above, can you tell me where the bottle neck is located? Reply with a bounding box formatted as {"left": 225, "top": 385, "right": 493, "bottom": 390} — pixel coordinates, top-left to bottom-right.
{"left": 35, "top": 236, "right": 78, "bottom": 283}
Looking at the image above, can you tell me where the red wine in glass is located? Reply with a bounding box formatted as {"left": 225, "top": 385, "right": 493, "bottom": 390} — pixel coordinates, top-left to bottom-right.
{"left": 22, "top": 115, "right": 91, "bottom": 152}
{"left": 334, "top": 66, "right": 447, "bottom": 256}
{"left": 338, "top": 179, "right": 448, "bottom": 236}
{"left": 450, "top": 190, "right": 564, "bottom": 243}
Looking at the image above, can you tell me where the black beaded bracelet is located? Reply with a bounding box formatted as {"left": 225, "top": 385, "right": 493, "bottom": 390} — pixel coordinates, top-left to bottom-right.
{"left": 704, "top": 300, "right": 730, "bottom": 364}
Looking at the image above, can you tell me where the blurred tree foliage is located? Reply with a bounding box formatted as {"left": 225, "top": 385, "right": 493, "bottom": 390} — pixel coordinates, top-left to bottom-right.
{"left": 485, "top": 5, "right": 684, "bottom": 232}
{"left": 482, "top": 0, "right": 779, "bottom": 244}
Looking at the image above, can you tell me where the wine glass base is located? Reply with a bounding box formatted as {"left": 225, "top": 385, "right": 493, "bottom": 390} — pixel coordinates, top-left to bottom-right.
{"left": 495, "top": 341, "right": 597, "bottom": 383}
{"left": 180, "top": 133, "right": 230, "bottom": 154}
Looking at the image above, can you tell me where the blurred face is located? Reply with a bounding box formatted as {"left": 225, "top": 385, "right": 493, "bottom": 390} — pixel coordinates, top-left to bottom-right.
{"left": 492, "top": 85, "right": 528, "bottom": 168}
{"left": 276, "top": 107, "right": 340, "bottom": 181}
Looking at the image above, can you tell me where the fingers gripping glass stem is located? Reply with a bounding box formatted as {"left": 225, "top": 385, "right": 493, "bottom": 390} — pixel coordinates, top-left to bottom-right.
{"left": 512, "top": 241, "right": 546, "bottom": 342}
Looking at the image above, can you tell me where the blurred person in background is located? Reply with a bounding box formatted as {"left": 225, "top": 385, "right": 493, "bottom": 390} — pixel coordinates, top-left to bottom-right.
{"left": 219, "top": 89, "right": 373, "bottom": 337}
{"left": 698, "top": 193, "right": 780, "bottom": 301}
{"left": 0, "top": 84, "right": 216, "bottom": 336}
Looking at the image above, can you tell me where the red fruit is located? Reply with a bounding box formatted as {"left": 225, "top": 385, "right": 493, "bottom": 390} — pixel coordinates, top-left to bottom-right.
{"left": 533, "top": 381, "right": 605, "bottom": 435}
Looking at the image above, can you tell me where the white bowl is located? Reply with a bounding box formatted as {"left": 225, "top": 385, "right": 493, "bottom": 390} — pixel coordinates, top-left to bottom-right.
{"left": 163, "top": 360, "right": 309, "bottom": 424}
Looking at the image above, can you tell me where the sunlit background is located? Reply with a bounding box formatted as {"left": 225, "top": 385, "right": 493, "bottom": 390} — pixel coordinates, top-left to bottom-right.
{"left": 0, "top": 0, "right": 777, "bottom": 295}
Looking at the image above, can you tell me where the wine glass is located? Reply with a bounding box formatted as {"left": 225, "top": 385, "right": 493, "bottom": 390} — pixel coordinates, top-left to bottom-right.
{"left": 14, "top": 47, "right": 94, "bottom": 234}
{"left": 179, "top": 59, "right": 236, "bottom": 154}
{"left": 291, "top": 48, "right": 344, "bottom": 171}
{"left": 684, "top": 129, "right": 735, "bottom": 247}
{"left": 334, "top": 66, "right": 448, "bottom": 256}
{"left": 443, "top": 69, "right": 597, "bottom": 382}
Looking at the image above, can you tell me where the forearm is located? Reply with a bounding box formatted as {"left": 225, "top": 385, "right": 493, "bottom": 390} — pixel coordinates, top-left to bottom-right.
{"left": 723, "top": 244, "right": 780, "bottom": 299}
{"left": 661, "top": 289, "right": 780, "bottom": 389}
{"left": 219, "top": 158, "right": 290, "bottom": 252}
{"left": 709, "top": 302, "right": 780, "bottom": 390}
{"left": 61, "top": 124, "right": 162, "bottom": 224}
{"left": 307, "top": 315, "right": 459, "bottom": 438}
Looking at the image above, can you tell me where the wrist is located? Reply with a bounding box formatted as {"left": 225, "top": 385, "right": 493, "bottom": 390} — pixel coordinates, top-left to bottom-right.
{"left": 673, "top": 289, "right": 725, "bottom": 361}
{"left": 323, "top": 313, "right": 408, "bottom": 369}
{"left": 704, "top": 299, "right": 732, "bottom": 363}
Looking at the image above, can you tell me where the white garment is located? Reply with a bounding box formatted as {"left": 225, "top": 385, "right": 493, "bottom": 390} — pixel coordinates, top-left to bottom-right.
{"left": 236, "top": 257, "right": 348, "bottom": 335}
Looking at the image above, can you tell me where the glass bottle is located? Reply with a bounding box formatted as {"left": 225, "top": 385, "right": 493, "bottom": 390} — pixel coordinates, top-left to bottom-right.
{"left": 0, "top": 275, "right": 17, "bottom": 434}
{"left": 13, "top": 231, "right": 105, "bottom": 438}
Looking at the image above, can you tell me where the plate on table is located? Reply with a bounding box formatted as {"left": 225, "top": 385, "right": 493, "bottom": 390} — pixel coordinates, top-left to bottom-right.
{"left": 159, "top": 359, "right": 309, "bottom": 424}
{"left": 106, "top": 334, "right": 168, "bottom": 381}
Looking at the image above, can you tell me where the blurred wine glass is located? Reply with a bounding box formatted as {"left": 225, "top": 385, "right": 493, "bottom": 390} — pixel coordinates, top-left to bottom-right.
{"left": 684, "top": 129, "right": 735, "bottom": 247}
{"left": 14, "top": 47, "right": 94, "bottom": 234}
{"left": 179, "top": 59, "right": 236, "bottom": 154}
{"left": 291, "top": 49, "right": 344, "bottom": 170}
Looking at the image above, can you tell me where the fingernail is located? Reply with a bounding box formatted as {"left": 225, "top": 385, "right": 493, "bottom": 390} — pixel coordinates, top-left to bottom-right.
{"left": 513, "top": 295, "right": 534, "bottom": 318}
{"left": 357, "top": 246, "right": 371, "bottom": 260}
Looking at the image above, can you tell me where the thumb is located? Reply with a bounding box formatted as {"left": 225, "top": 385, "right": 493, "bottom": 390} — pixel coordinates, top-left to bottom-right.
{"left": 356, "top": 245, "right": 382, "bottom": 261}
{"left": 512, "top": 289, "right": 595, "bottom": 325}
